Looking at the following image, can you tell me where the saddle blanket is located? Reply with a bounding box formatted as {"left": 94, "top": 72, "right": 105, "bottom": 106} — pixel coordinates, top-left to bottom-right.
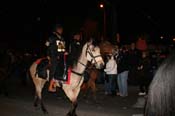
{"left": 35, "top": 57, "right": 71, "bottom": 84}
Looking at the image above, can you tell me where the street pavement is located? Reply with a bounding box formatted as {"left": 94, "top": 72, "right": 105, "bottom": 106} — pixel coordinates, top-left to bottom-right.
{"left": 0, "top": 77, "right": 144, "bottom": 116}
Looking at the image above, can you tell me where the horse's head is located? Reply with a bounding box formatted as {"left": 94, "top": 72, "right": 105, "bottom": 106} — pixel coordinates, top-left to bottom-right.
{"left": 86, "top": 41, "right": 104, "bottom": 69}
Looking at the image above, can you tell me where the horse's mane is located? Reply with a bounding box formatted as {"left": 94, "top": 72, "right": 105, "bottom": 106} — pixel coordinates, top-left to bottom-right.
{"left": 145, "top": 52, "right": 175, "bottom": 116}
{"left": 68, "top": 42, "right": 87, "bottom": 67}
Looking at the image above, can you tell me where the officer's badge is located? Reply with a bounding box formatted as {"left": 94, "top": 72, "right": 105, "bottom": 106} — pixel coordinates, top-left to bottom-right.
{"left": 56, "top": 40, "right": 65, "bottom": 52}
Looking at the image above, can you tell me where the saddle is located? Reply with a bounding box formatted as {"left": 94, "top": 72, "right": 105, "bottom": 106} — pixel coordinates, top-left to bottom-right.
{"left": 35, "top": 58, "right": 50, "bottom": 80}
{"left": 35, "top": 57, "right": 69, "bottom": 82}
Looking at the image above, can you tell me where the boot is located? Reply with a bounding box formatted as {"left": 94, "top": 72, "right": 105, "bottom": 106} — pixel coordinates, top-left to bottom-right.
{"left": 48, "top": 79, "right": 56, "bottom": 92}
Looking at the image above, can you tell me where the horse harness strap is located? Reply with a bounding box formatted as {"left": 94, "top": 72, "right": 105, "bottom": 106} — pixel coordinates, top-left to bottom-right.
{"left": 87, "top": 50, "right": 102, "bottom": 64}
{"left": 93, "top": 55, "right": 102, "bottom": 58}
{"left": 71, "top": 70, "right": 83, "bottom": 76}
{"left": 71, "top": 61, "right": 86, "bottom": 76}
{"left": 78, "top": 61, "right": 87, "bottom": 68}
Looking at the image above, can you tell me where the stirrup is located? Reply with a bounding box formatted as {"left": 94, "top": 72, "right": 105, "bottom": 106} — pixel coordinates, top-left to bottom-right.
{"left": 48, "top": 79, "right": 56, "bottom": 92}
{"left": 58, "top": 81, "right": 63, "bottom": 88}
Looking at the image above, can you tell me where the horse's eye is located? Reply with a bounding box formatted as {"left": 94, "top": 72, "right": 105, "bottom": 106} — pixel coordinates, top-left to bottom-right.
{"left": 92, "top": 48, "right": 95, "bottom": 52}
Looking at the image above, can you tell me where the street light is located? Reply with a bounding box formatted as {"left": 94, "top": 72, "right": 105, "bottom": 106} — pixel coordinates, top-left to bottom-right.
{"left": 100, "top": 4, "right": 104, "bottom": 8}
{"left": 99, "top": 3, "right": 106, "bottom": 40}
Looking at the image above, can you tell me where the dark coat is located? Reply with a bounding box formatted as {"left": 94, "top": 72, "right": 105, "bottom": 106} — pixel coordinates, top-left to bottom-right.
{"left": 46, "top": 32, "right": 66, "bottom": 57}
{"left": 68, "top": 40, "right": 83, "bottom": 66}
{"left": 117, "top": 50, "right": 129, "bottom": 73}
{"left": 128, "top": 49, "right": 140, "bottom": 69}
{"left": 137, "top": 56, "right": 153, "bottom": 85}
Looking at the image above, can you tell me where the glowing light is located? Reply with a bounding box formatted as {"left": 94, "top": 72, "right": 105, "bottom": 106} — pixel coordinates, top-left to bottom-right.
{"left": 160, "top": 36, "right": 164, "bottom": 39}
{"left": 100, "top": 4, "right": 104, "bottom": 8}
{"left": 173, "top": 38, "right": 175, "bottom": 41}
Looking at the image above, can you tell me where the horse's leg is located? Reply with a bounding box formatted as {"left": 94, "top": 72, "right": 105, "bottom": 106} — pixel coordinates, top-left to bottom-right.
{"left": 82, "top": 70, "right": 94, "bottom": 99}
{"left": 34, "top": 78, "right": 48, "bottom": 114}
{"left": 64, "top": 88, "right": 81, "bottom": 116}
{"left": 67, "top": 100, "right": 78, "bottom": 116}
{"left": 81, "top": 83, "right": 88, "bottom": 99}
{"left": 30, "top": 63, "right": 48, "bottom": 113}
{"left": 83, "top": 81, "right": 91, "bottom": 99}
{"left": 88, "top": 79, "right": 97, "bottom": 100}
{"left": 34, "top": 93, "right": 39, "bottom": 107}
{"left": 88, "top": 70, "right": 99, "bottom": 101}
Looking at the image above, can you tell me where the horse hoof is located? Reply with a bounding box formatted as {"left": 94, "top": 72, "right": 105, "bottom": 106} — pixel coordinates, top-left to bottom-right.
{"left": 34, "top": 107, "right": 40, "bottom": 111}
{"left": 43, "top": 110, "right": 48, "bottom": 114}
{"left": 66, "top": 112, "right": 77, "bottom": 116}
{"left": 42, "top": 108, "right": 48, "bottom": 114}
{"left": 34, "top": 103, "right": 38, "bottom": 107}
{"left": 66, "top": 112, "right": 71, "bottom": 116}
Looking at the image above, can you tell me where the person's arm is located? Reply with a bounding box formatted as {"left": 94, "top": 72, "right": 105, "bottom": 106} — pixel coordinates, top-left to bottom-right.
{"left": 45, "top": 36, "right": 54, "bottom": 47}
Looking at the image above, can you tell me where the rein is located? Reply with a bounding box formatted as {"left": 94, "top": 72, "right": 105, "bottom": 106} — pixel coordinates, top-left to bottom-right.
{"left": 71, "top": 61, "right": 86, "bottom": 76}
{"left": 71, "top": 70, "right": 83, "bottom": 76}
{"left": 87, "top": 50, "right": 102, "bottom": 65}
{"left": 71, "top": 44, "right": 101, "bottom": 77}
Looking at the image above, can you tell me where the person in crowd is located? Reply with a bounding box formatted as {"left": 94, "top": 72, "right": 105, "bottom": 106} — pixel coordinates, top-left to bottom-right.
{"left": 128, "top": 42, "right": 140, "bottom": 85}
{"left": 137, "top": 51, "right": 152, "bottom": 96}
{"left": 104, "top": 54, "right": 117, "bottom": 95}
{"left": 117, "top": 46, "right": 129, "bottom": 97}
{"left": 68, "top": 31, "right": 83, "bottom": 67}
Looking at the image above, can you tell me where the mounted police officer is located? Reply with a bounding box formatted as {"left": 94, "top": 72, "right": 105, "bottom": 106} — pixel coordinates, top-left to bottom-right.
{"left": 45, "top": 24, "right": 68, "bottom": 92}
{"left": 68, "top": 31, "right": 83, "bottom": 66}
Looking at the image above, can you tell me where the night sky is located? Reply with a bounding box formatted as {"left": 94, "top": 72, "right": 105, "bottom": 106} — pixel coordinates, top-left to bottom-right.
{"left": 0, "top": 0, "right": 174, "bottom": 50}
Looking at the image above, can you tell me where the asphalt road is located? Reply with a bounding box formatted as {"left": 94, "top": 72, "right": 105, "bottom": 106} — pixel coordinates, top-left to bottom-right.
{"left": 0, "top": 78, "right": 144, "bottom": 116}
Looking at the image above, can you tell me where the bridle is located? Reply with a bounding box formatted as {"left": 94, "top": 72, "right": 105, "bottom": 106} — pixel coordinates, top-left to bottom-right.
{"left": 86, "top": 47, "right": 102, "bottom": 65}
{"left": 71, "top": 44, "right": 102, "bottom": 76}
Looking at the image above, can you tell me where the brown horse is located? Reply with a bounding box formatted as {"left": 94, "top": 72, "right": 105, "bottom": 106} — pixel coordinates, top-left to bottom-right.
{"left": 81, "top": 63, "right": 99, "bottom": 100}
{"left": 29, "top": 40, "right": 104, "bottom": 115}
{"left": 99, "top": 40, "right": 118, "bottom": 56}
{"left": 81, "top": 41, "right": 118, "bottom": 100}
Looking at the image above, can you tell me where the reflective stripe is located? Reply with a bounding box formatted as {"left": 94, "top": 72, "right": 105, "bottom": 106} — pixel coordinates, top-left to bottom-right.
{"left": 45, "top": 41, "right": 50, "bottom": 46}
{"left": 56, "top": 40, "right": 65, "bottom": 52}
{"left": 57, "top": 49, "right": 65, "bottom": 52}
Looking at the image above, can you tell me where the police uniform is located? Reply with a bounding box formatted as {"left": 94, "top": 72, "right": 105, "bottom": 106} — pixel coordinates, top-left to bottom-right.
{"left": 69, "top": 39, "right": 82, "bottom": 66}
{"left": 45, "top": 31, "right": 66, "bottom": 81}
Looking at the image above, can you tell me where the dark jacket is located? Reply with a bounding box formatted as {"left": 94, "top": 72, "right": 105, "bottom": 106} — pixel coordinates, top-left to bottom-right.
{"left": 46, "top": 32, "right": 66, "bottom": 57}
{"left": 117, "top": 50, "right": 129, "bottom": 73}
{"left": 128, "top": 48, "right": 140, "bottom": 69}
{"left": 68, "top": 39, "right": 83, "bottom": 66}
{"left": 137, "top": 56, "right": 152, "bottom": 79}
{"left": 69, "top": 40, "right": 82, "bottom": 57}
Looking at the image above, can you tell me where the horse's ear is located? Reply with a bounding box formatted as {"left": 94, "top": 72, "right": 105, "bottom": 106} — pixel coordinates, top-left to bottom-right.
{"left": 88, "top": 38, "right": 93, "bottom": 45}
{"left": 87, "top": 39, "right": 93, "bottom": 48}
{"left": 89, "top": 37, "right": 97, "bottom": 46}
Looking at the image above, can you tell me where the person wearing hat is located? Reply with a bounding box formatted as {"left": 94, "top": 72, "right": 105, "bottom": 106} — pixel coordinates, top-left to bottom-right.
{"left": 45, "top": 24, "right": 68, "bottom": 92}
{"left": 68, "top": 31, "right": 83, "bottom": 67}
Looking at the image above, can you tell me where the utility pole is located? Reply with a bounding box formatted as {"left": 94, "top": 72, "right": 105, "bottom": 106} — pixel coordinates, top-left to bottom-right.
{"left": 103, "top": 0, "right": 118, "bottom": 42}
{"left": 99, "top": 3, "right": 106, "bottom": 40}
{"left": 112, "top": 5, "right": 117, "bottom": 43}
